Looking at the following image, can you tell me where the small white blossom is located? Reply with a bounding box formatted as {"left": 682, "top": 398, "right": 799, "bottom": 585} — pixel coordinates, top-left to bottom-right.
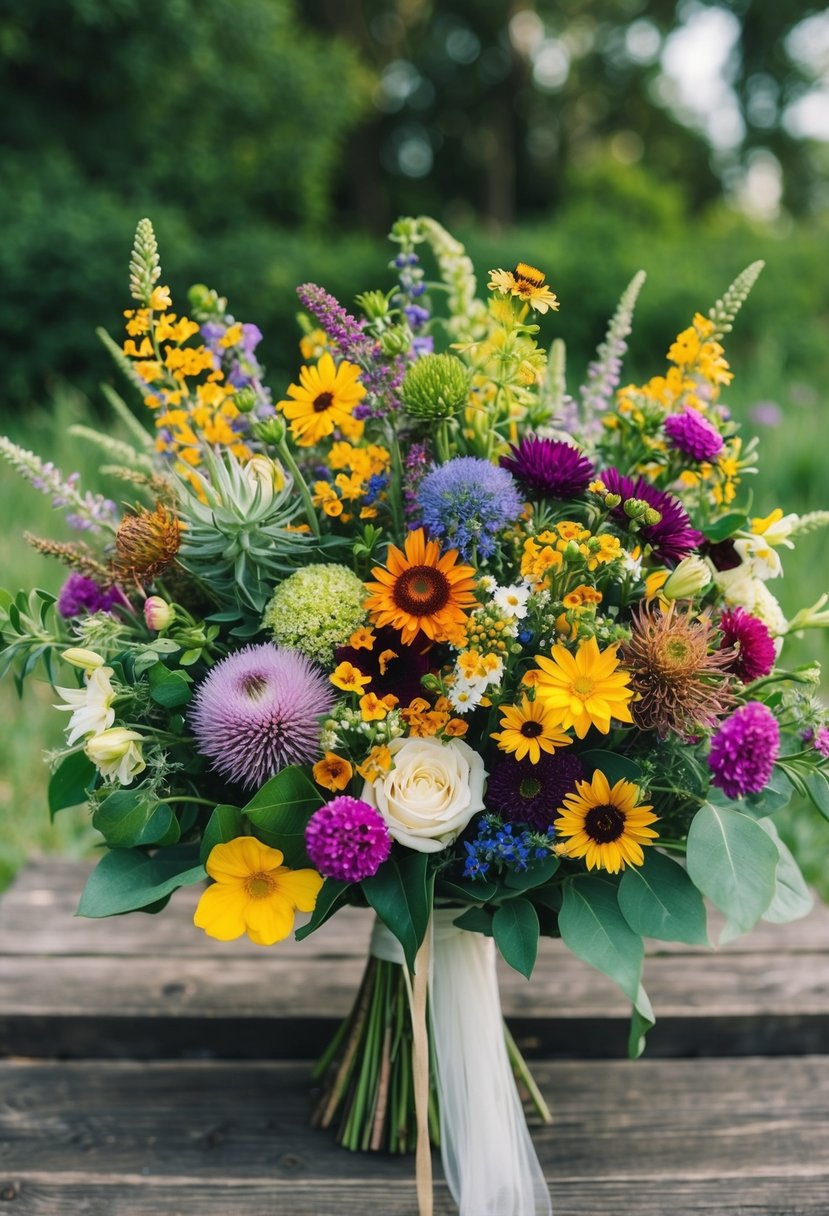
{"left": 85, "top": 728, "right": 146, "bottom": 785}
{"left": 54, "top": 665, "right": 116, "bottom": 745}
{"left": 494, "top": 584, "right": 530, "bottom": 619}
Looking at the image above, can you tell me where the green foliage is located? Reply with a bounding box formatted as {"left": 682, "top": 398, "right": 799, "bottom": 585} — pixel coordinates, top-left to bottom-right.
{"left": 243, "top": 766, "right": 323, "bottom": 867}
{"left": 91, "top": 789, "right": 175, "bottom": 850}
{"left": 492, "top": 899, "right": 539, "bottom": 979}
{"left": 48, "top": 753, "right": 97, "bottom": 819}
{"left": 617, "top": 850, "right": 709, "bottom": 946}
{"left": 77, "top": 846, "right": 205, "bottom": 917}
{"left": 362, "top": 851, "right": 433, "bottom": 972}
{"left": 200, "top": 805, "right": 245, "bottom": 866}
{"left": 758, "top": 819, "right": 813, "bottom": 925}
{"left": 686, "top": 803, "right": 779, "bottom": 942}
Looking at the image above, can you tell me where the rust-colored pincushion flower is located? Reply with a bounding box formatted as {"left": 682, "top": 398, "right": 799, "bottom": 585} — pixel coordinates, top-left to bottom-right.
{"left": 621, "top": 601, "right": 736, "bottom": 738}
{"left": 114, "top": 501, "right": 182, "bottom": 582}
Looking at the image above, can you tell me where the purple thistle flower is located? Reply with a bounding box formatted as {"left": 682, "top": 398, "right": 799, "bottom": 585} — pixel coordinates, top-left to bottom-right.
{"left": 305, "top": 795, "right": 392, "bottom": 882}
{"left": 814, "top": 727, "right": 829, "bottom": 759}
{"left": 707, "top": 701, "right": 780, "bottom": 799}
{"left": 486, "top": 752, "right": 585, "bottom": 832}
{"left": 500, "top": 437, "right": 595, "bottom": 499}
{"left": 417, "top": 457, "right": 522, "bottom": 560}
{"left": 57, "top": 573, "right": 126, "bottom": 618}
{"left": 664, "top": 408, "right": 724, "bottom": 462}
{"left": 601, "top": 467, "right": 703, "bottom": 566}
{"left": 190, "top": 644, "right": 334, "bottom": 791}
{"left": 719, "top": 608, "right": 776, "bottom": 683}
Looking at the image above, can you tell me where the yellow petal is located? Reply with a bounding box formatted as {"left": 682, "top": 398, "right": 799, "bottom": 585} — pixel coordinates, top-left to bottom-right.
{"left": 276, "top": 868, "right": 324, "bottom": 913}
{"left": 243, "top": 892, "right": 296, "bottom": 945}
{"left": 193, "top": 883, "right": 248, "bottom": 941}
{"left": 206, "top": 836, "right": 284, "bottom": 882}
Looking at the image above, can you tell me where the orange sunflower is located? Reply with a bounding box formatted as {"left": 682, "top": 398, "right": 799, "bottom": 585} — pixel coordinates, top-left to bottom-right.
{"left": 277, "top": 353, "right": 365, "bottom": 447}
{"left": 364, "top": 528, "right": 477, "bottom": 645}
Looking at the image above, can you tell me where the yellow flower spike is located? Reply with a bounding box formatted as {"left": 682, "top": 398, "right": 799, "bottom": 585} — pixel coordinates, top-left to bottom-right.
{"left": 194, "top": 838, "right": 323, "bottom": 947}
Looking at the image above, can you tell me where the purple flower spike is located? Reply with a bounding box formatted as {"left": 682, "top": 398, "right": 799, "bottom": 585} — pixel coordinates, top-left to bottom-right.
{"left": 305, "top": 796, "right": 392, "bottom": 882}
{"left": 664, "top": 408, "right": 724, "bottom": 462}
{"left": 190, "top": 644, "right": 334, "bottom": 791}
{"left": 707, "top": 701, "right": 780, "bottom": 799}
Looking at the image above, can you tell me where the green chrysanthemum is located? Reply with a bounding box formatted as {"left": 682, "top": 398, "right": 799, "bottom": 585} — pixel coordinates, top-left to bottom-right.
{"left": 263, "top": 564, "right": 367, "bottom": 668}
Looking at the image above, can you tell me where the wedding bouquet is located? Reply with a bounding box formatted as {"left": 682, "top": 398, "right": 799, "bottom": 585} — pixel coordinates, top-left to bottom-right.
{"left": 3, "top": 217, "right": 829, "bottom": 1216}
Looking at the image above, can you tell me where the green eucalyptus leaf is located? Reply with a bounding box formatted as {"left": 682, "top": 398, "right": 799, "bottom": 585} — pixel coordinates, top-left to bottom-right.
{"left": 618, "top": 849, "right": 709, "bottom": 945}
{"left": 92, "top": 790, "right": 174, "bottom": 848}
{"left": 504, "top": 854, "right": 560, "bottom": 891}
{"left": 453, "top": 906, "right": 494, "bottom": 935}
{"left": 243, "top": 766, "right": 323, "bottom": 867}
{"left": 492, "top": 898, "right": 539, "bottom": 978}
{"left": 686, "top": 803, "right": 778, "bottom": 942}
{"left": 295, "top": 878, "right": 352, "bottom": 941}
{"left": 77, "top": 847, "right": 205, "bottom": 917}
{"left": 49, "top": 751, "right": 97, "bottom": 817}
{"left": 579, "top": 749, "right": 642, "bottom": 785}
{"left": 200, "top": 804, "right": 244, "bottom": 864}
{"left": 758, "top": 819, "right": 813, "bottom": 924}
{"left": 559, "top": 876, "right": 643, "bottom": 1003}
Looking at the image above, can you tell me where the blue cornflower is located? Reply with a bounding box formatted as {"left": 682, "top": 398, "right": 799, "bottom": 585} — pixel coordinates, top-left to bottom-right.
{"left": 417, "top": 457, "right": 522, "bottom": 561}
{"left": 365, "top": 473, "right": 389, "bottom": 505}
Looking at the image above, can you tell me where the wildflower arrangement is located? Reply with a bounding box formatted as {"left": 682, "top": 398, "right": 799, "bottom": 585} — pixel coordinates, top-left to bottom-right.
{"left": 3, "top": 216, "right": 829, "bottom": 1216}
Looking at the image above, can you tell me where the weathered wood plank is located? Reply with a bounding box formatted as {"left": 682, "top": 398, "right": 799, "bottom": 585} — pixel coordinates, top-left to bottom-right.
{"left": 0, "top": 1058, "right": 827, "bottom": 1215}
{"left": 3, "top": 858, "right": 828, "bottom": 958}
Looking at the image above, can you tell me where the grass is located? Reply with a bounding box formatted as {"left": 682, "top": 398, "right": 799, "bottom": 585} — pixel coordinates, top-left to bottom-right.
{"left": 0, "top": 355, "right": 828, "bottom": 897}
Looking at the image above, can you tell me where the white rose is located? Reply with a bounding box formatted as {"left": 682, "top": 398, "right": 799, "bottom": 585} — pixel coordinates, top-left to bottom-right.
{"left": 362, "top": 736, "right": 486, "bottom": 853}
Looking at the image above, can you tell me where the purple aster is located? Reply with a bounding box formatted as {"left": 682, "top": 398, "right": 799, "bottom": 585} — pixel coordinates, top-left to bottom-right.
{"left": 707, "top": 701, "right": 780, "bottom": 800}
{"left": 500, "top": 437, "right": 595, "bottom": 499}
{"left": 601, "top": 468, "right": 703, "bottom": 566}
{"left": 190, "top": 644, "right": 334, "bottom": 791}
{"left": 718, "top": 608, "right": 776, "bottom": 683}
{"left": 814, "top": 727, "right": 829, "bottom": 759}
{"left": 305, "top": 796, "right": 392, "bottom": 882}
{"left": 417, "top": 457, "right": 522, "bottom": 561}
{"left": 664, "top": 408, "right": 724, "bottom": 462}
{"left": 486, "top": 752, "right": 585, "bottom": 832}
{"left": 57, "top": 573, "right": 126, "bottom": 618}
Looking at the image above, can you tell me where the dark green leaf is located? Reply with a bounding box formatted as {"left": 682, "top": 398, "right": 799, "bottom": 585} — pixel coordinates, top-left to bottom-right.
{"left": 362, "top": 851, "right": 433, "bottom": 972}
{"left": 492, "top": 898, "right": 539, "bottom": 978}
{"left": 48, "top": 751, "right": 96, "bottom": 817}
{"left": 77, "top": 847, "right": 205, "bottom": 917}
{"left": 453, "top": 906, "right": 494, "bottom": 935}
{"left": 686, "top": 803, "right": 778, "bottom": 942}
{"left": 504, "top": 854, "right": 559, "bottom": 891}
{"left": 92, "top": 790, "right": 174, "bottom": 848}
{"left": 758, "top": 819, "right": 814, "bottom": 924}
{"left": 436, "top": 875, "right": 499, "bottom": 904}
{"left": 579, "top": 749, "right": 642, "bottom": 785}
{"left": 702, "top": 512, "right": 748, "bottom": 543}
{"left": 802, "top": 770, "right": 829, "bottom": 820}
{"left": 295, "top": 878, "right": 352, "bottom": 941}
{"left": 559, "top": 876, "right": 643, "bottom": 1003}
{"left": 243, "top": 766, "right": 324, "bottom": 867}
{"left": 628, "top": 983, "right": 655, "bottom": 1060}
{"left": 148, "top": 663, "right": 192, "bottom": 708}
{"left": 200, "top": 804, "right": 244, "bottom": 865}
{"left": 618, "top": 850, "right": 709, "bottom": 945}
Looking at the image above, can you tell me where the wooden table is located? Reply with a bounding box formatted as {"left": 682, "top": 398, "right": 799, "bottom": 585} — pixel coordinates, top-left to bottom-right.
{"left": 1, "top": 859, "right": 828, "bottom": 1214}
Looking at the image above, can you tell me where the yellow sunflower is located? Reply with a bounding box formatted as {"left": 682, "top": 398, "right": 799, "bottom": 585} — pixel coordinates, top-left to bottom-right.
{"left": 491, "top": 696, "right": 573, "bottom": 764}
{"left": 277, "top": 353, "right": 365, "bottom": 447}
{"left": 533, "top": 637, "right": 634, "bottom": 739}
{"left": 194, "top": 837, "right": 323, "bottom": 946}
{"left": 364, "top": 528, "right": 477, "bottom": 645}
{"left": 554, "top": 770, "right": 659, "bottom": 873}
{"left": 488, "top": 263, "right": 559, "bottom": 314}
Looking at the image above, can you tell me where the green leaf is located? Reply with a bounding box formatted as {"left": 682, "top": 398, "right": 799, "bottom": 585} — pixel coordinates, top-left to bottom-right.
{"left": 200, "top": 804, "right": 244, "bottom": 865}
{"left": 148, "top": 663, "right": 192, "bottom": 708}
{"left": 437, "top": 875, "right": 499, "bottom": 904}
{"left": 758, "top": 819, "right": 814, "bottom": 925}
{"left": 295, "top": 878, "right": 352, "bottom": 941}
{"left": 686, "top": 803, "right": 778, "bottom": 942}
{"left": 243, "top": 765, "right": 323, "bottom": 867}
{"left": 559, "top": 876, "right": 643, "bottom": 1003}
{"left": 579, "top": 749, "right": 642, "bottom": 785}
{"left": 802, "top": 770, "right": 829, "bottom": 820}
{"left": 48, "top": 751, "right": 96, "bottom": 817}
{"left": 362, "top": 852, "right": 433, "bottom": 972}
{"left": 77, "top": 847, "right": 205, "bottom": 917}
{"left": 628, "top": 982, "right": 655, "bottom": 1060}
{"left": 453, "top": 906, "right": 494, "bottom": 935}
{"left": 92, "top": 790, "right": 174, "bottom": 848}
{"left": 618, "top": 850, "right": 709, "bottom": 945}
{"left": 492, "top": 898, "right": 539, "bottom": 978}
{"left": 702, "top": 512, "right": 748, "bottom": 543}
{"left": 504, "top": 854, "right": 560, "bottom": 892}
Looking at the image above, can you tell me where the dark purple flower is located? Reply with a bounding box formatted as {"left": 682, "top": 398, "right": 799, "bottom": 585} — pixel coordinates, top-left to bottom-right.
{"left": 707, "top": 701, "right": 780, "bottom": 799}
{"left": 57, "top": 573, "right": 126, "bottom": 618}
{"left": 486, "top": 751, "right": 585, "bottom": 832}
{"left": 664, "top": 408, "right": 724, "bottom": 462}
{"left": 500, "top": 437, "right": 595, "bottom": 499}
{"left": 190, "top": 644, "right": 334, "bottom": 791}
{"left": 719, "top": 608, "right": 776, "bottom": 683}
{"left": 601, "top": 468, "right": 703, "bottom": 565}
{"left": 305, "top": 795, "right": 392, "bottom": 882}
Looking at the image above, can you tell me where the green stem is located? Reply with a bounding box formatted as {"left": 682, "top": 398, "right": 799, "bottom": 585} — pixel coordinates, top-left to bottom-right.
{"left": 277, "top": 438, "right": 321, "bottom": 539}
{"left": 504, "top": 1021, "right": 552, "bottom": 1125}
{"left": 158, "top": 795, "right": 215, "bottom": 807}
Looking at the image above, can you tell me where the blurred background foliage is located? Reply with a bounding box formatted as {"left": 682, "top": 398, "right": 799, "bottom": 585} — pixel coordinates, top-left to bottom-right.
{"left": 1, "top": 0, "right": 828, "bottom": 887}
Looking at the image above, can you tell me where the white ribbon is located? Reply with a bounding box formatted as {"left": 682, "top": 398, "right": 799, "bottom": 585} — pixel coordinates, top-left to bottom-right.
{"left": 370, "top": 912, "right": 552, "bottom": 1216}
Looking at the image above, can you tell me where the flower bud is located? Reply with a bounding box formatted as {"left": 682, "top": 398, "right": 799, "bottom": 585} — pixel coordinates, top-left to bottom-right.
{"left": 143, "top": 596, "right": 175, "bottom": 631}
{"left": 401, "top": 353, "right": 469, "bottom": 421}
{"left": 244, "top": 455, "right": 285, "bottom": 506}
{"left": 623, "top": 497, "right": 649, "bottom": 521}
{"left": 604, "top": 493, "right": 622, "bottom": 509}
{"left": 85, "top": 728, "right": 146, "bottom": 785}
{"left": 662, "top": 556, "right": 711, "bottom": 600}
{"left": 232, "top": 386, "right": 258, "bottom": 414}
{"left": 562, "top": 540, "right": 582, "bottom": 562}
{"left": 379, "top": 326, "right": 411, "bottom": 356}
{"left": 63, "top": 648, "right": 105, "bottom": 673}
{"left": 355, "top": 290, "right": 391, "bottom": 321}
{"left": 643, "top": 507, "right": 662, "bottom": 527}
{"left": 253, "top": 416, "right": 287, "bottom": 446}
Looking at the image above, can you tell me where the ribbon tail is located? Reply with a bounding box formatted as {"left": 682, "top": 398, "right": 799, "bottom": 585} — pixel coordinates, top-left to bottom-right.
{"left": 408, "top": 924, "right": 433, "bottom": 1216}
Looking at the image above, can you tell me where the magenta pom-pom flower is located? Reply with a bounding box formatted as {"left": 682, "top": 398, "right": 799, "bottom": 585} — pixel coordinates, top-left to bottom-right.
{"left": 500, "top": 436, "right": 595, "bottom": 499}
{"left": 305, "top": 796, "right": 392, "bottom": 881}
{"left": 664, "top": 408, "right": 724, "bottom": 462}
{"left": 190, "top": 643, "right": 334, "bottom": 791}
{"left": 57, "top": 573, "right": 126, "bottom": 618}
{"left": 719, "top": 607, "right": 776, "bottom": 683}
{"left": 707, "top": 701, "right": 780, "bottom": 799}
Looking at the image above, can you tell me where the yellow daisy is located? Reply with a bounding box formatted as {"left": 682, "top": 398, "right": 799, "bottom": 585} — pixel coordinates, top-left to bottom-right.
{"left": 193, "top": 837, "right": 323, "bottom": 946}
{"left": 554, "top": 771, "right": 659, "bottom": 873}
{"left": 364, "top": 528, "right": 477, "bottom": 645}
{"left": 533, "top": 637, "right": 634, "bottom": 739}
{"left": 277, "top": 353, "right": 365, "bottom": 447}
{"left": 491, "top": 696, "right": 573, "bottom": 764}
{"left": 488, "top": 263, "right": 559, "bottom": 314}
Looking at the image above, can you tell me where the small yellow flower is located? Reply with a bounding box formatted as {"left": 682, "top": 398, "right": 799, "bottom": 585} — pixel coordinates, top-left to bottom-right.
{"left": 348, "top": 627, "right": 376, "bottom": 651}
{"left": 444, "top": 718, "right": 469, "bottom": 737}
{"left": 488, "top": 264, "right": 560, "bottom": 314}
{"left": 313, "top": 752, "right": 353, "bottom": 792}
{"left": 491, "top": 696, "right": 573, "bottom": 764}
{"left": 330, "top": 661, "right": 372, "bottom": 694}
{"left": 359, "top": 692, "right": 392, "bottom": 721}
{"left": 356, "top": 744, "right": 393, "bottom": 782}
{"left": 149, "top": 285, "right": 172, "bottom": 311}
{"left": 194, "top": 838, "right": 322, "bottom": 946}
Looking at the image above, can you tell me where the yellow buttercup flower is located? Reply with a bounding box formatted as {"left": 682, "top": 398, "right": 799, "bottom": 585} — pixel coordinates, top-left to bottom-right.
{"left": 194, "top": 838, "right": 323, "bottom": 946}
{"left": 488, "top": 264, "right": 560, "bottom": 314}
{"left": 554, "top": 771, "right": 658, "bottom": 873}
{"left": 330, "top": 661, "right": 372, "bottom": 694}
{"left": 491, "top": 696, "right": 573, "bottom": 764}
{"left": 277, "top": 353, "right": 365, "bottom": 447}
{"left": 533, "top": 637, "right": 634, "bottom": 739}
